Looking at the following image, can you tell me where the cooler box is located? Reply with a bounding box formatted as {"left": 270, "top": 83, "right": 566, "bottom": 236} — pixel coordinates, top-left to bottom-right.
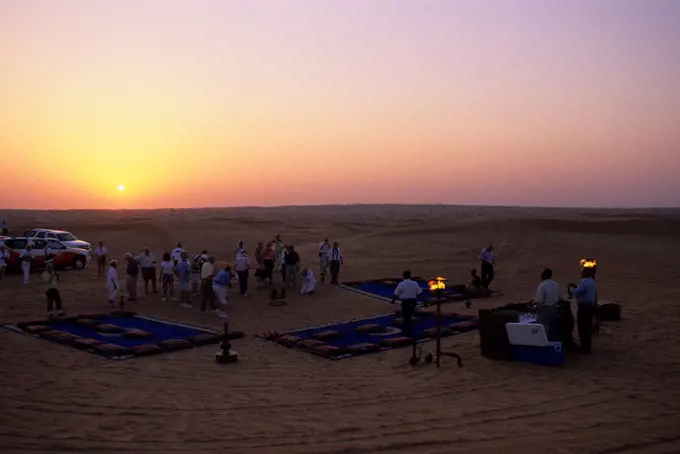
{"left": 512, "top": 342, "right": 565, "bottom": 366}
{"left": 506, "top": 322, "right": 565, "bottom": 366}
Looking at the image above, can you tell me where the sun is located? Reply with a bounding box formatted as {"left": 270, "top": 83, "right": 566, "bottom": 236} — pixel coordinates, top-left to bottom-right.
{"left": 117, "top": 184, "right": 125, "bottom": 192}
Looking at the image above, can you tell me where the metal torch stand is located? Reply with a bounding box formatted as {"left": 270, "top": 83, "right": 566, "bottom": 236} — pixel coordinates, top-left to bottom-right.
{"left": 216, "top": 322, "right": 238, "bottom": 364}
{"left": 434, "top": 291, "right": 463, "bottom": 368}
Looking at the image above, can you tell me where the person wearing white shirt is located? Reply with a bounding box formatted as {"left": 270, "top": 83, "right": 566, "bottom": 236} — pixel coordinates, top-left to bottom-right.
{"left": 106, "top": 260, "right": 120, "bottom": 307}
{"left": 301, "top": 268, "right": 316, "bottom": 295}
{"left": 328, "top": 242, "right": 343, "bottom": 285}
{"left": 534, "top": 268, "right": 561, "bottom": 339}
{"left": 234, "top": 252, "right": 250, "bottom": 296}
{"left": 136, "top": 248, "right": 158, "bottom": 294}
{"left": 0, "top": 245, "right": 9, "bottom": 283}
{"left": 318, "top": 238, "right": 331, "bottom": 284}
{"left": 235, "top": 240, "right": 246, "bottom": 259}
{"left": 171, "top": 242, "right": 185, "bottom": 265}
{"left": 479, "top": 244, "right": 495, "bottom": 289}
{"left": 20, "top": 244, "right": 33, "bottom": 284}
{"left": 392, "top": 270, "right": 423, "bottom": 340}
{"left": 94, "top": 241, "right": 108, "bottom": 279}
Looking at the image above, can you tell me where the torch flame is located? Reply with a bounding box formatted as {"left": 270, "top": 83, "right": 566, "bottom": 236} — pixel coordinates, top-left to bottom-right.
{"left": 428, "top": 276, "right": 447, "bottom": 292}
{"left": 580, "top": 259, "right": 597, "bottom": 268}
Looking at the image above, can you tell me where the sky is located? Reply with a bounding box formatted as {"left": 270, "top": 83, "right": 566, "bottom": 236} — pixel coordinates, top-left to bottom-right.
{"left": 1, "top": 0, "right": 679, "bottom": 209}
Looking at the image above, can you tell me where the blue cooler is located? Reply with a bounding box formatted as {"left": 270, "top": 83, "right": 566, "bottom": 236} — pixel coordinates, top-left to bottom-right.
{"left": 513, "top": 342, "right": 565, "bottom": 366}
{"left": 506, "top": 323, "right": 565, "bottom": 366}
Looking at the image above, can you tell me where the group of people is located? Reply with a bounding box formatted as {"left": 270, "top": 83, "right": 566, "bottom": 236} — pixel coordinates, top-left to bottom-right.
{"left": 94, "top": 235, "right": 345, "bottom": 320}
{"left": 389, "top": 244, "right": 599, "bottom": 354}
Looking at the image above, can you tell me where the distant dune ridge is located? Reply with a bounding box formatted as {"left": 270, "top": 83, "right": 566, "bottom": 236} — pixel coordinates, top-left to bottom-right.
{"left": 1, "top": 205, "right": 680, "bottom": 454}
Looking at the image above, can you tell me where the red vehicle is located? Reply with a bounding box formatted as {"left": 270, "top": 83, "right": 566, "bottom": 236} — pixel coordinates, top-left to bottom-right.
{"left": 3, "top": 237, "right": 91, "bottom": 272}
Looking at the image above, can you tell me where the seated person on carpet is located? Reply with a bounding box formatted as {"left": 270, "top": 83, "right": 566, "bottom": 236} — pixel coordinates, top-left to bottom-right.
{"left": 469, "top": 269, "right": 482, "bottom": 289}
{"left": 300, "top": 268, "right": 316, "bottom": 295}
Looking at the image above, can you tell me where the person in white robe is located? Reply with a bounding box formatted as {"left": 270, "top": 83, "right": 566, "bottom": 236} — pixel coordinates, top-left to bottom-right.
{"left": 301, "top": 268, "right": 316, "bottom": 295}
{"left": 107, "top": 260, "right": 120, "bottom": 307}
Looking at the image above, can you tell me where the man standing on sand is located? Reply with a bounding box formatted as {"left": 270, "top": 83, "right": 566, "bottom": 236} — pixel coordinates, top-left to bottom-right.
{"left": 329, "top": 242, "right": 343, "bottom": 285}
{"left": 20, "top": 244, "right": 33, "bottom": 284}
{"left": 137, "top": 248, "right": 158, "bottom": 294}
{"left": 1, "top": 220, "right": 7, "bottom": 236}
{"left": 534, "top": 268, "right": 560, "bottom": 340}
{"left": 234, "top": 252, "right": 250, "bottom": 296}
{"left": 479, "top": 245, "right": 495, "bottom": 289}
{"left": 211, "top": 265, "right": 231, "bottom": 318}
{"left": 201, "top": 256, "right": 217, "bottom": 312}
{"left": 261, "top": 243, "right": 275, "bottom": 285}
{"left": 176, "top": 252, "right": 193, "bottom": 308}
{"left": 392, "top": 270, "right": 422, "bottom": 341}
{"left": 0, "top": 245, "right": 9, "bottom": 283}
{"left": 94, "top": 241, "right": 108, "bottom": 279}
{"left": 569, "top": 267, "right": 598, "bottom": 354}
{"left": 285, "top": 245, "right": 300, "bottom": 288}
{"left": 107, "top": 260, "right": 120, "bottom": 307}
{"left": 43, "top": 263, "right": 64, "bottom": 317}
{"left": 124, "top": 253, "right": 139, "bottom": 302}
{"left": 318, "top": 238, "right": 331, "bottom": 284}
{"left": 171, "top": 242, "right": 185, "bottom": 266}
{"left": 191, "top": 250, "right": 209, "bottom": 296}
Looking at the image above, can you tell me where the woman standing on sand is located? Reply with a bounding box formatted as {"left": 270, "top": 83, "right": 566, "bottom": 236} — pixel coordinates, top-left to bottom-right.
{"left": 94, "top": 241, "right": 108, "bottom": 279}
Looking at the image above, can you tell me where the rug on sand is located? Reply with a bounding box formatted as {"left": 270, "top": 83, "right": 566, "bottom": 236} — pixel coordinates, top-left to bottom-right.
{"left": 266, "top": 307, "right": 478, "bottom": 360}
{"left": 3, "top": 311, "right": 242, "bottom": 360}
{"left": 340, "top": 277, "right": 503, "bottom": 304}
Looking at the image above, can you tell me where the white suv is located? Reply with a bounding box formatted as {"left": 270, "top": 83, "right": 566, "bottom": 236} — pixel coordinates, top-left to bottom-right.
{"left": 23, "top": 229, "right": 92, "bottom": 251}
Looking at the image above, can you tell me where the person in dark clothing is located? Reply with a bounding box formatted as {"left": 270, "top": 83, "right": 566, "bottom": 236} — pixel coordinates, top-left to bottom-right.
{"left": 125, "top": 253, "right": 139, "bottom": 301}
{"left": 469, "top": 269, "right": 482, "bottom": 289}
{"left": 328, "top": 242, "right": 343, "bottom": 285}
{"left": 569, "top": 267, "right": 598, "bottom": 353}
{"left": 285, "top": 246, "right": 300, "bottom": 288}
{"left": 479, "top": 244, "right": 495, "bottom": 289}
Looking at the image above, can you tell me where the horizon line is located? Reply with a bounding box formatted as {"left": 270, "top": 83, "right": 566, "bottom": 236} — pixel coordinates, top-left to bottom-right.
{"left": 2, "top": 203, "right": 680, "bottom": 212}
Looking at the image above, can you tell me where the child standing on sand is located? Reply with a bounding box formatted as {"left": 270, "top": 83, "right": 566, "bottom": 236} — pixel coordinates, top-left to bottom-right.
{"left": 159, "top": 252, "right": 175, "bottom": 302}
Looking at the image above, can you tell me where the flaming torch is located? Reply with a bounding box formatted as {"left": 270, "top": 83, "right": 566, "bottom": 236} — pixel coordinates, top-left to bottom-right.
{"left": 580, "top": 258, "right": 597, "bottom": 278}
{"left": 428, "top": 276, "right": 462, "bottom": 368}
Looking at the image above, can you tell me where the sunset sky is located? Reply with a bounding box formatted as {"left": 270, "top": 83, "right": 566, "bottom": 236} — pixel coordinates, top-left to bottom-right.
{"left": 1, "top": 0, "right": 679, "bottom": 209}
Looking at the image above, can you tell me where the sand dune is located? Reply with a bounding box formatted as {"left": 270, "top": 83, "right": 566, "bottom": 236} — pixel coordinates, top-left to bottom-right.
{"left": 1, "top": 205, "right": 680, "bottom": 454}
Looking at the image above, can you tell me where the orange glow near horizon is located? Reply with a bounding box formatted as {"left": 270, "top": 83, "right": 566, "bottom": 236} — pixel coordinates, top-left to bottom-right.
{"left": 1, "top": 1, "right": 679, "bottom": 210}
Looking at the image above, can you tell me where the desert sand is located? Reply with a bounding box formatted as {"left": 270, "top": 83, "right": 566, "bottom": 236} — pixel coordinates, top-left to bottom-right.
{"left": 1, "top": 205, "right": 680, "bottom": 454}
